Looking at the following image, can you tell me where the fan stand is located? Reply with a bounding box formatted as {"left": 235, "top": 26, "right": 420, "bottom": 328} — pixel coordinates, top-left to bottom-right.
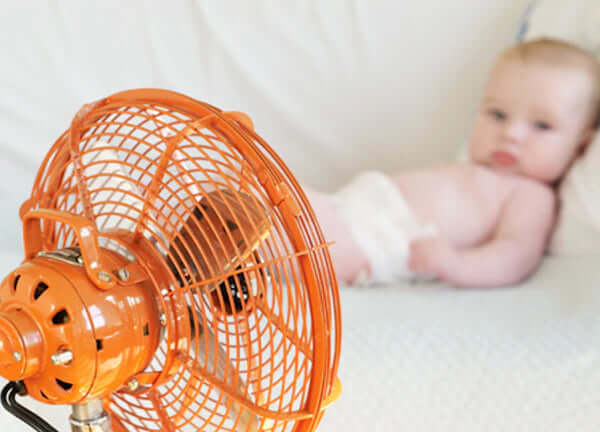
{"left": 70, "top": 399, "right": 112, "bottom": 431}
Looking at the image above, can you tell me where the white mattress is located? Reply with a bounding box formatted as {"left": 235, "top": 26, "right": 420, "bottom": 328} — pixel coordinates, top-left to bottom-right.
{"left": 2, "top": 251, "right": 600, "bottom": 431}
{"left": 321, "top": 255, "right": 600, "bottom": 431}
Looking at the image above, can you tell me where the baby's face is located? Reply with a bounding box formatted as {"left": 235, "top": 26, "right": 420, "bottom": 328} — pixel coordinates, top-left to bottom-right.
{"left": 469, "top": 59, "right": 595, "bottom": 184}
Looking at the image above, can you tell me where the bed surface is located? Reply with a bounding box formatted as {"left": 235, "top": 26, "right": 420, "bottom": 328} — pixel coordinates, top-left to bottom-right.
{"left": 1, "top": 250, "right": 599, "bottom": 431}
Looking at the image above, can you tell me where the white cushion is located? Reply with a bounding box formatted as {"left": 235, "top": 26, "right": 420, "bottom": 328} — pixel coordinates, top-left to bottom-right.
{"left": 550, "top": 137, "right": 600, "bottom": 253}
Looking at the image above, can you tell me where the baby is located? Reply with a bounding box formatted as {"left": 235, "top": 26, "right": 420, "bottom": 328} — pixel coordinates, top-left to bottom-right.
{"left": 305, "top": 38, "right": 600, "bottom": 288}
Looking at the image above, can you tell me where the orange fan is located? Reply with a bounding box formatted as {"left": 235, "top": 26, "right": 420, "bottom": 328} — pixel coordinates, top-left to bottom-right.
{"left": 0, "top": 89, "right": 341, "bottom": 432}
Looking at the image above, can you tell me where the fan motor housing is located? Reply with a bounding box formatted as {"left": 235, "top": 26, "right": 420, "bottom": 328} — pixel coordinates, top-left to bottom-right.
{"left": 0, "top": 246, "right": 161, "bottom": 404}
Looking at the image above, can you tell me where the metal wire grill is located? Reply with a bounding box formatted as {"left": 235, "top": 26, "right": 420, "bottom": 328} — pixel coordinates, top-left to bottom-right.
{"left": 26, "top": 90, "right": 340, "bottom": 432}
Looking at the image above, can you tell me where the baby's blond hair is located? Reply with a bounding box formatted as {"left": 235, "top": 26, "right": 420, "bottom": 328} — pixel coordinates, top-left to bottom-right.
{"left": 498, "top": 38, "right": 600, "bottom": 127}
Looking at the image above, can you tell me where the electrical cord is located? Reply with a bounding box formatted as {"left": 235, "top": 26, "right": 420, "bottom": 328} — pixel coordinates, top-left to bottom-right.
{"left": 1, "top": 381, "right": 59, "bottom": 432}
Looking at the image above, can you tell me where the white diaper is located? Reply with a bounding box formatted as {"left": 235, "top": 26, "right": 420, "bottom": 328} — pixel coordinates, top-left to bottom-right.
{"left": 332, "top": 171, "right": 437, "bottom": 285}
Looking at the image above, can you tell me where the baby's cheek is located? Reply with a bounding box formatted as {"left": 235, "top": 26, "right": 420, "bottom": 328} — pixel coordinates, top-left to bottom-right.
{"left": 531, "top": 157, "right": 567, "bottom": 183}
{"left": 467, "top": 136, "right": 488, "bottom": 161}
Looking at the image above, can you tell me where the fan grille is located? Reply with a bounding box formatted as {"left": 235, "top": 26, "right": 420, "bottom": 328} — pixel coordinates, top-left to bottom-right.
{"left": 27, "top": 90, "right": 340, "bottom": 432}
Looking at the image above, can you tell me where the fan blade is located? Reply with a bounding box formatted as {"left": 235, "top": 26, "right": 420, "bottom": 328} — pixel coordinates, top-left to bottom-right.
{"left": 167, "top": 189, "right": 271, "bottom": 295}
{"left": 81, "top": 140, "right": 146, "bottom": 233}
{"left": 83, "top": 140, "right": 260, "bottom": 430}
{"left": 192, "top": 314, "right": 259, "bottom": 432}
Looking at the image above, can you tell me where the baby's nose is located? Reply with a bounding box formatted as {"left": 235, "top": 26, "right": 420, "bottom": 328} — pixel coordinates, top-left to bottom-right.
{"left": 500, "top": 121, "right": 527, "bottom": 144}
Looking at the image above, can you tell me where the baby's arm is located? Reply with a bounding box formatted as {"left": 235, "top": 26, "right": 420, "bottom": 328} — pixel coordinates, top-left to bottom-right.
{"left": 409, "top": 182, "right": 556, "bottom": 288}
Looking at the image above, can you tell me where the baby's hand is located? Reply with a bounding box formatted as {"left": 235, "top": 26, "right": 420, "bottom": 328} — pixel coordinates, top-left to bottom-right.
{"left": 408, "top": 237, "right": 456, "bottom": 280}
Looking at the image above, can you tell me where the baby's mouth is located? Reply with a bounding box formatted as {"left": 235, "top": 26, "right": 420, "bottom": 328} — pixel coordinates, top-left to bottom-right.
{"left": 491, "top": 151, "right": 517, "bottom": 167}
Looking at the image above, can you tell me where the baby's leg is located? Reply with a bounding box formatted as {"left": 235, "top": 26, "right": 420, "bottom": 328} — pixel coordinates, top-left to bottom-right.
{"left": 302, "top": 185, "right": 370, "bottom": 284}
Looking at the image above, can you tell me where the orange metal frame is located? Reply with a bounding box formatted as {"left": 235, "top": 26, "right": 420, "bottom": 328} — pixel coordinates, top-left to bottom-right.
{"left": 0, "top": 89, "right": 341, "bottom": 432}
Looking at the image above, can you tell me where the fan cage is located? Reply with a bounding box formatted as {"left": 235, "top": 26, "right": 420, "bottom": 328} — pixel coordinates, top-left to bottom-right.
{"left": 24, "top": 89, "right": 340, "bottom": 432}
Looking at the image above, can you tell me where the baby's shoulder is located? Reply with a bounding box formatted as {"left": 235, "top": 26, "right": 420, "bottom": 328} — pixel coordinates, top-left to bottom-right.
{"left": 452, "top": 162, "right": 506, "bottom": 187}
{"left": 460, "top": 163, "right": 555, "bottom": 203}
{"left": 488, "top": 173, "right": 557, "bottom": 219}
{"left": 512, "top": 176, "right": 556, "bottom": 205}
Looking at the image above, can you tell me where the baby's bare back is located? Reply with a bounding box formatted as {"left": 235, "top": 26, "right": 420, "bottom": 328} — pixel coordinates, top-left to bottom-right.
{"left": 391, "top": 163, "right": 529, "bottom": 248}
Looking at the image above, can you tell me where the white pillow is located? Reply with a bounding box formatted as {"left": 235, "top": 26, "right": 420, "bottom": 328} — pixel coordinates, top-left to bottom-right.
{"left": 521, "top": 0, "right": 600, "bottom": 254}
{"left": 522, "top": 0, "right": 600, "bottom": 58}
{"left": 551, "top": 137, "right": 600, "bottom": 254}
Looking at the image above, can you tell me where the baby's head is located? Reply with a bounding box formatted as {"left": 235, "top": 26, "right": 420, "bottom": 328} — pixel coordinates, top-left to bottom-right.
{"left": 469, "top": 38, "right": 600, "bottom": 185}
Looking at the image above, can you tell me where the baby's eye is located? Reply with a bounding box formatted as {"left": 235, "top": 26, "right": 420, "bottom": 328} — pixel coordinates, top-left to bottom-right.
{"left": 487, "top": 109, "right": 506, "bottom": 121}
{"left": 534, "top": 120, "right": 552, "bottom": 131}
